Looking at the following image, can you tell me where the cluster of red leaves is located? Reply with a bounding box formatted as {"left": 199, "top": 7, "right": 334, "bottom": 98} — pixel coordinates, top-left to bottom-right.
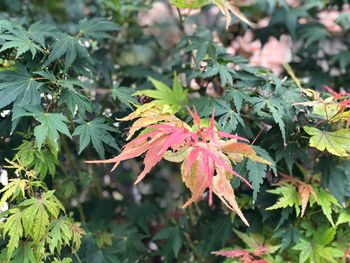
{"left": 212, "top": 247, "right": 269, "bottom": 263}
{"left": 323, "top": 85, "right": 350, "bottom": 108}
{"left": 87, "top": 106, "right": 269, "bottom": 226}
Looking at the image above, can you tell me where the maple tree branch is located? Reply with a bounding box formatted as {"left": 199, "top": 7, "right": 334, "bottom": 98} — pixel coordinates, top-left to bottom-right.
{"left": 251, "top": 125, "right": 267, "bottom": 145}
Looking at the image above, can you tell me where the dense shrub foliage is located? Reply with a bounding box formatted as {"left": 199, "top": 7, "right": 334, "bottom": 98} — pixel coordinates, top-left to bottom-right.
{"left": 0, "top": 0, "right": 350, "bottom": 262}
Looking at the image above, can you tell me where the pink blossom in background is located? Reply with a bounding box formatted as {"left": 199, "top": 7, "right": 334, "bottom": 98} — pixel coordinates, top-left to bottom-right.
{"left": 318, "top": 9, "right": 342, "bottom": 35}
{"left": 231, "top": 31, "right": 261, "bottom": 56}
{"left": 250, "top": 35, "right": 292, "bottom": 75}
{"left": 227, "top": 30, "right": 292, "bottom": 75}
{"left": 256, "top": 17, "right": 270, "bottom": 28}
{"left": 317, "top": 4, "right": 350, "bottom": 35}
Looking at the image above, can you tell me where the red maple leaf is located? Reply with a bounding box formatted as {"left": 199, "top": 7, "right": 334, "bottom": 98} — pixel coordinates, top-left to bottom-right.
{"left": 87, "top": 108, "right": 270, "bottom": 226}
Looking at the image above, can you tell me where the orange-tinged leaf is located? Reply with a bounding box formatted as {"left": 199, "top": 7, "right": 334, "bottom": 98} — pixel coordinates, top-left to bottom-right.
{"left": 213, "top": 168, "right": 249, "bottom": 226}
{"left": 222, "top": 141, "right": 271, "bottom": 165}
{"left": 181, "top": 159, "right": 208, "bottom": 208}
{"left": 299, "top": 184, "right": 317, "bottom": 217}
{"left": 126, "top": 114, "right": 181, "bottom": 140}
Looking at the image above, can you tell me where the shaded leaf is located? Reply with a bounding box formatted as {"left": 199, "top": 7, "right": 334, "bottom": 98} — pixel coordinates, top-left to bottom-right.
{"left": 73, "top": 118, "right": 119, "bottom": 159}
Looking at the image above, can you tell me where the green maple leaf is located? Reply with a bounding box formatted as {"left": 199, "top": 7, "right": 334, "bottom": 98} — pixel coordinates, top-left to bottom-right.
{"left": 34, "top": 71, "right": 92, "bottom": 116}
{"left": 226, "top": 88, "right": 249, "bottom": 112}
{"left": 133, "top": 73, "right": 188, "bottom": 114}
{"left": 3, "top": 208, "right": 24, "bottom": 257}
{"left": 19, "top": 107, "right": 72, "bottom": 151}
{"left": 0, "top": 66, "right": 43, "bottom": 110}
{"left": 47, "top": 217, "right": 73, "bottom": 254}
{"left": 78, "top": 18, "right": 120, "bottom": 39}
{"left": 266, "top": 184, "right": 301, "bottom": 216}
{"left": 73, "top": 118, "right": 119, "bottom": 159}
{"left": 112, "top": 225, "right": 147, "bottom": 261}
{"left": 246, "top": 160, "right": 267, "bottom": 200}
{"left": 274, "top": 142, "right": 306, "bottom": 173}
{"left": 191, "top": 97, "right": 230, "bottom": 117}
{"left": 0, "top": 178, "right": 27, "bottom": 208}
{"left": 310, "top": 189, "right": 340, "bottom": 227}
{"left": 58, "top": 80, "right": 93, "bottom": 116}
{"left": 6, "top": 242, "right": 37, "bottom": 263}
{"left": 15, "top": 140, "right": 58, "bottom": 179}
{"left": 26, "top": 21, "right": 56, "bottom": 46}
{"left": 218, "top": 110, "right": 245, "bottom": 133}
{"left": 43, "top": 35, "right": 93, "bottom": 70}
{"left": 250, "top": 97, "right": 286, "bottom": 143}
{"left": 304, "top": 126, "right": 350, "bottom": 157}
{"left": 253, "top": 146, "right": 277, "bottom": 175}
{"left": 0, "top": 25, "right": 43, "bottom": 58}
{"left": 293, "top": 227, "right": 343, "bottom": 263}
{"left": 202, "top": 62, "right": 236, "bottom": 86}
{"left": 20, "top": 191, "right": 64, "bottom": 242}
{"left": 0, "top": 66, "right": 44, "bottom": 131}
{"left": 336, "top": 211, "right": 350, "bottom": 226}
{"left": 112, "top": 85, "right": 138, "bottom": 110}
{"left": 153, "top": 227, "right": 183, "bottom": 258}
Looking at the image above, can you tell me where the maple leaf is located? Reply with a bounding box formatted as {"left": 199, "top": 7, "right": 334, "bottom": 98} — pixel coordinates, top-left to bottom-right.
{"left": 87, "top": 108, "right": 270, "bottom": 225}
{"left": 276, "top": 175, "right": 318, "bottom": 217}
{"left": 132, "top": 73, "right": 188, "bottom": 114}
{"left": 3, "top": 208, "right": 24, "bottom": 257}
{"left": 153, "top": 226, "right": 183, "bottom": 258}
{"left": 304, "top": 126, "right": 350, "bottom": 157}
{"left": 17, "top": 106, "right": 72, "bottom": 151}
{"left": 266, "top": 184, "right": 301, "bottom": 216}
{"left": 0, "top": 178, "right": 28, "bottom": 208}
{"left": 47, "top": 217, "right": 73, "bottom": 254}
{"left": 0, "top": 66, "right": 43, "bottom": 111}
{"left": 336, "top": 211, "right": 350, "bottom": 226}
{"left": 268, "top": 177, "right": 340, "bottom": 225}
{"left": 58, "top": 80, "right": 93, "bottom": 116}
{"left": 293, "top": 227, "right": 343, "bottom": 263}
{"left": 20, "top": 191, "right": 64, "bottom": 242}
{"left": 73, "top": 118, "right": 119, "bottom": 159}
{"left": 70, "top": 222, "right": 85, "bottom": 252}
{"left": 43, "top": 35, "right": 93, "bottom": 71}
{"left": 78, "top": 18, "right": 120, "bottom": 40}
{"left": 112, "top": 85, "right": 138, "bottom": 110}
{"left": 0, "top": 24, "right": 44, "bottom": 58}
{"left": 311, "top": 189, "right": 341, "bottom": 227}
{"left": 298, "top": 184, "right": 316, "bottom": 218}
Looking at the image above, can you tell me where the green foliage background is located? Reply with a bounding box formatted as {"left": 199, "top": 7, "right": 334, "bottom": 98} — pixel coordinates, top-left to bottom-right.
{"left": 0, "top": 0, "right": 349, "bottom": 262}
